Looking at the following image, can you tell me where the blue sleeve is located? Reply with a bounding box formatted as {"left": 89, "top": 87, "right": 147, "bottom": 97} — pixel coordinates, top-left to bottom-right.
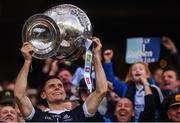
{"left": 103, "top": 62, "right": 127, "bottom": 97}
{"left": 148, "top": 78, "right": 156, "bottom": 85}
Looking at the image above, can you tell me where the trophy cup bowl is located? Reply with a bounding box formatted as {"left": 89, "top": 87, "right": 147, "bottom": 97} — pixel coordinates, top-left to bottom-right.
{"left": 22, "top": 4, "right": 92, "bottom": 60}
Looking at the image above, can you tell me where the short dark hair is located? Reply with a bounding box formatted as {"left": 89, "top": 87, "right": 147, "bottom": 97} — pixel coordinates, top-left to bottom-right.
{"left": 0, "top": 90, "right": 15, "bottom": 107}
{"left": 58, "top": 68, "right": 72, "bottom": 75}
{"left": 37, "top": 75, "right": 61, "bottom": 107}
{"left": 41, "top": 75, "right": 60, "bottom": 89}
{"left": 78, "top": 79, "right": 89, "bottom": 98}
{"left": 163, "top": 67, "right": 180, "bottom": 80}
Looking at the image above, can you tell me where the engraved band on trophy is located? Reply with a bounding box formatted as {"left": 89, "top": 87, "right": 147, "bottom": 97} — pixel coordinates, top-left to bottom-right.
{"left": 22, "top": 4, "right": 94, "bottom": 92}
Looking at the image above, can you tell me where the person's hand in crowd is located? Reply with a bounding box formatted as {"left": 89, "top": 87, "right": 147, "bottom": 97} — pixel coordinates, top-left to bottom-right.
{"left": 139, "top": 76, "right": 150, "bottom": 87}
{"left": 139, "top": 76, "right": 153, "bottom": 95}
{"left": 103, "top": 49, "right": 113, "bottom": 63}
{"left": 107, "top": 81, "right": 114, "bottom": 92}
{"left": 21, "top": 42, "right": 37, "bottom": 62}
{"left": 161, "top": 36, "right": 177, "bottom": 53}
{"left": 49, "top": 60, "right": 59, "bottom": 76}
{"left": 42, "top": 58, "right": 53, "bottom": 74}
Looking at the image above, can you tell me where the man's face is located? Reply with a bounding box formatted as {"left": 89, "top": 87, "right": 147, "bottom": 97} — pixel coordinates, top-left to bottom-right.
{"left": 162, "top": 70, "right": 179, "bottom": 90}
{"left": 0, "top": 105, "right": 18, "bottom": 122}
{"left": 57, "top": 70, "right": 72, "bottom": 93}
{"left": 58, "top": 70, "right": 72, "bottom": 82}
{"left": 167, "top": 106, "right": 180, "bottom": 122}
{"left": 153, "top": 68, "right": 163, "bottom": 85}
{"left": 41, "top": 78, "right": 66, "bottom": 103}
{"left": 115, "top": 98, "right": 134, "bottom": 122}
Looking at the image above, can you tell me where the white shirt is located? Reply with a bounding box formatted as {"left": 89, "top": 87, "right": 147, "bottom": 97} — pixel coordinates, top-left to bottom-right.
{"left": 134, "top": 84, "right": 145, "bottom": 122}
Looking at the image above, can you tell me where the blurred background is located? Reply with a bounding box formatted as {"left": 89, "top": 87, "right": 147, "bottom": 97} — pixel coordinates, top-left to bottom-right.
{"left": 0, "top": 0, "right": 180, "bottom": 85}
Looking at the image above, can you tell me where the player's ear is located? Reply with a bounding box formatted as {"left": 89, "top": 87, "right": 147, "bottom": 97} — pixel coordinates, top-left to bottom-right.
{"left": 41, "top": 91, "right": 46, "bottom": 99}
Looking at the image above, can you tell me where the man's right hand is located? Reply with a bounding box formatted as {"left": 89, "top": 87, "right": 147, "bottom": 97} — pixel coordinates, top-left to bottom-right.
{"left": 21, "top": 42, "right": 37, "bottom": 62}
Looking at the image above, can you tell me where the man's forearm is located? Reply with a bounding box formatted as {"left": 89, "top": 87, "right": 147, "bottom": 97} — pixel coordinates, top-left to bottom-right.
{"left": 93, "top": 53, "right": 107, "bottom": 94}
{"left": 14, "top": 60, "right": 31, "bottom": 98}
{"left": 84, "top": 53, "right": 107, "bottom": 115}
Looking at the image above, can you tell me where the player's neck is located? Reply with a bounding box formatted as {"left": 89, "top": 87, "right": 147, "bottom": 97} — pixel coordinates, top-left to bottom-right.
{"left": 48, "top": 101, "right": 65, "bottom": 111}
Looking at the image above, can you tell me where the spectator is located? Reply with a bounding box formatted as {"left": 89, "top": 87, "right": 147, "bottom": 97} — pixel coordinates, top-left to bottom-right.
{"left": 113, "top": 95, "right": 156, "bottom": 122}
{"left": 114, "top": 98, "right": 134, "bottom": 122}
{"left": 153, "top": 68, "right": 163, "bottom": 89}
{"left": 161, "top": 68, "right": 180, "bottom": 98}
{"left": 0, "top": 90, "right": 15, "bottom": 106}
{"left": 0, "top": 105, "right": 18, "bottom": 122}
{"left": 103, "top": 49, "right": 163, "bottom": 121}
{"left": 160, "top": 93, "right": 180, "bottom": 122}
{"left": 0, "top": 90, "right": 18, "bottom": 122}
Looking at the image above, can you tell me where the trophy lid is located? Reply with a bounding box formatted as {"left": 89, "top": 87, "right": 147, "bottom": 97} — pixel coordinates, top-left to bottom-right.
{"left": 22, "top": 14, "right": 61, "bottom": 59}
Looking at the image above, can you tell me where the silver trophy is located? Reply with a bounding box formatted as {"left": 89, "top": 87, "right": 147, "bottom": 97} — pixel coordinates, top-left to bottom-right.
{"left": 22, "top": 4, "right": 92, "bottom": 61}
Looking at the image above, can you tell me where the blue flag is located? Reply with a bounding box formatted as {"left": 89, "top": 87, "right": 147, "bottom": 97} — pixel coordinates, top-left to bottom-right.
{"left": 125, "top": 37, "right": 160, "bottom": 64}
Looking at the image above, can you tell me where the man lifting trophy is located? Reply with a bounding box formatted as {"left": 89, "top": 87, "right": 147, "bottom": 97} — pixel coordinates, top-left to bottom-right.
{"left": 22, "top": 4, "right": 95, "bottom": 92}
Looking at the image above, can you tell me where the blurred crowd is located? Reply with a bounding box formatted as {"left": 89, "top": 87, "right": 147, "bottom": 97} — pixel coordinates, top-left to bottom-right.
{"left": 0, "top": 36, "right": 180, "bottom": 122}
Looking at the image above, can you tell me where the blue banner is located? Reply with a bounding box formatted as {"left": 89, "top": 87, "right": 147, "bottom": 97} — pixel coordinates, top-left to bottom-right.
{"left": 125, "top": 37, "right": 160, "bottom": 64}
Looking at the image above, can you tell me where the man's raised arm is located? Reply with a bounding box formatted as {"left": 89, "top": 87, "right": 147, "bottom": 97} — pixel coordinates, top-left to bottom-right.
{"left": 85, "top": 37, "right": 108, "bottom": 115}
{"left": 14, "top": 42, "right": 36, "bottom": 118}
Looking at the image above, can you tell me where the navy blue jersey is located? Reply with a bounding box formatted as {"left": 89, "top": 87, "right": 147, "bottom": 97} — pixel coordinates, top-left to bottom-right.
{"left": 26, "top": 105, "right": 87, "bottom": 122}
